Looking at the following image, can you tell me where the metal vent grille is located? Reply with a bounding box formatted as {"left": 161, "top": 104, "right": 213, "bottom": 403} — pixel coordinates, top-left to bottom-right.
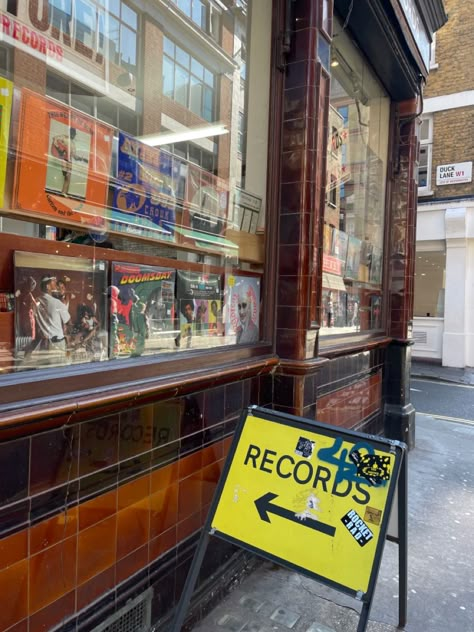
{"left": 92, "top": 588, "right": 153, "bottom": 632}
{"left": 413, "top": 330, "right": 428, "bottom": 345}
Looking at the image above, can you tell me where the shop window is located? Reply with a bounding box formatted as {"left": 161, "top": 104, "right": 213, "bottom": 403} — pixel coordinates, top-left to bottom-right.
{"left": 321, "top": 17, "right": 390, "bottom": 337}
{"left": 163, "top": 37, "right": 216, "bottom": 122}
{"left": 414, "top": 251, "right": 446, "bottom": 317}
{"left": 0, "top": 0, "right": 270, "bottom": 385}
{"left": 418, "top": 116, "right": 433, "bottom": 195}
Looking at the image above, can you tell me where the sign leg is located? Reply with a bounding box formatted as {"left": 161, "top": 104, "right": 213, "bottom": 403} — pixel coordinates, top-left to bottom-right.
{"left": 357, "top": 601, "right": 371, "bottom": 632}
{"left": 398, "top": 453, "right": 408, "bottom": 628}
{"left": 170, "top": 528, "right": 211, "bottom": 632}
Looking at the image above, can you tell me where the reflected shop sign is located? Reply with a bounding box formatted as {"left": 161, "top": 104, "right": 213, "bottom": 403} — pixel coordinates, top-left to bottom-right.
{"left": 397, "top": 0, "right": 430, "bottom": 69}
{"left": 2, "top": 1, "right": 107, "bottom": 66}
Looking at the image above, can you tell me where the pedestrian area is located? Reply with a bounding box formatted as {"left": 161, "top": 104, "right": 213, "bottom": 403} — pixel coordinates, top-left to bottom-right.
{"left": 191, "top": 414, "right": 474, "bottom": 632}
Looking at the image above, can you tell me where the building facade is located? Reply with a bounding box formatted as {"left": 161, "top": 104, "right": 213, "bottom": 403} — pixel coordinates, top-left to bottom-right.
{"left": 413, "top": 0, "right": 474, "bottom": 367}
{"left": 0, "top": 1, "right": 445, "bottom": 631}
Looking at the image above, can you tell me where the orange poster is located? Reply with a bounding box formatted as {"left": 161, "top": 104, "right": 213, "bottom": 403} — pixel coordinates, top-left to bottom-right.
{"left": 13, "top": 89, "right": 113, "bottom": 230}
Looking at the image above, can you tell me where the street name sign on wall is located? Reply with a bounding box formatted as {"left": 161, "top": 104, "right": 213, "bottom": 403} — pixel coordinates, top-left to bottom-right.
{"left": 436, "top": 161, "right": 472, "bottom": 185}
{"left": 172, "top": 407, "right": 407, "bottom": 632}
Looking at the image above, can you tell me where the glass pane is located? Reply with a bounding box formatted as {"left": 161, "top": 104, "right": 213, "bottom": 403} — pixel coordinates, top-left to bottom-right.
{"left": 191, "top": 59, "right": 204, "bottom": 80}
{"left": 178, "top": 0, "right": 192, "bottom": 18}
{"left": 163, "top": 37, "right": 175, "bottom": 57}
{"left": 204, "top": 68, "right": 214, "bottom": 87}
{"left": 418, "top": 167, "right": 428, "bottom": 188}
{"left": 163, "top": 57, "right": 175, "bottom": 98}
{"left": 203, "top": 86, "right": 214, "bottom": 122}
{"left": 420, "top": 118, "right": 431, "bottom": 141}
{"left": 109, "top": 0, "right": 120, "bottom": 16}
{"left": 46, "top": 73, "right": 69, "bottom": 104}
{"left": 175, "top": 66, "right": 189, "bottom": 106}
{"left": 192, "top": 0, "right": 205, "bottom": 28}
{"left": 70, "top": 84, "right": 95, "bottom": 115}
{"left": 321, "top": 17, "right": 389, "bottom": 336}
{"left": 190, "top": 77, "right": 203, "bottom": 116}
{"left": 121, "top": 25, "right": 137, "bottom": 70}
{"left": 122, "top": 4, "right": 138, "bottom": 30}
{"left": 75, "top": 0, "right": 95, "bottom": 51}
{"left": 97, "top": 98, "right": 118, "bottom": 126}
{"left": 50, "top": 0, "right": 72, "bottom": 35}
{"left": 107, "top": 15, "right": 121, "bottom": 65}
{"left": 0, "top": 0, "right": 271, "bottom": 376}
{"left": 176, "top": 47, "right": 190, "bottom": 69}
{"left": 414, "top": 252, "right": 446, "bottom": 317}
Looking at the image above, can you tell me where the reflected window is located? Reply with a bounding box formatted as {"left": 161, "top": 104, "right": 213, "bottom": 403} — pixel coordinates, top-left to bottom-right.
{"left": 163, "top": 37, "right": 216, "bottom": 122}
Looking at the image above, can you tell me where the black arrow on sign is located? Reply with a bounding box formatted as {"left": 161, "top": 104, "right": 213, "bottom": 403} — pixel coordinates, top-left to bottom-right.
{"left": 255, "top": 492, "right": 336, "bottom": 537}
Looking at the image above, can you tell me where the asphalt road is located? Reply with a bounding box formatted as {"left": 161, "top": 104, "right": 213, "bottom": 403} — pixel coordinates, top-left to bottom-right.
{"left": 410, "top": 378, "right": 474, "bottom": 422}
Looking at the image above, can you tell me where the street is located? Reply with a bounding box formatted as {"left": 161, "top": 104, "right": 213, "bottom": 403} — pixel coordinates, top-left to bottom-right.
{"left": 411, "top": 378, "right": 474, "bottom": 422}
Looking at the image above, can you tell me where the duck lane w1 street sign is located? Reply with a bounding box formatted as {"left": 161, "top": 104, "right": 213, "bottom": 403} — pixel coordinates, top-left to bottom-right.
{"left": 210, "top": 406, "right": 405, "bottom": 599}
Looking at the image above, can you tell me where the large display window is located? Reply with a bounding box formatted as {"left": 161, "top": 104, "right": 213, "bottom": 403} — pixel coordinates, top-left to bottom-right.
{"left": 320, "top": 17, "right": 390, "bottom": 336}
{"left": 0, "top": 0, "right": 271, "bottom": 376}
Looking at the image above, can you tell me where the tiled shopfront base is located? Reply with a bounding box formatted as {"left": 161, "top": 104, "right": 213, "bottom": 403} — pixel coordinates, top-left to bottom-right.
{"left": 0, "top": 351, "right": 385, "bottom": 631}
{"left": 0, "top": 375, "right": 272, "bottom": 632}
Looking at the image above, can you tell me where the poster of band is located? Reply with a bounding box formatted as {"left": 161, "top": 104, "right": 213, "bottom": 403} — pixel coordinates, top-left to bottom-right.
{"left": 176, "top": 271, "right": 222, "bottom": 349}
{"left": 14, "top": 251, "right": 108, "bottom": 370}
{"left": 112, "top": 132, "right": 176, "bottom": 243}
{"left": 110, "top": 262, "right": 176, "bottom": 358}
{"left": 224, "top": 274, "right": 260, "bottom": 344}
{"left": 13, "top": 89, "right": 113, "bottom": 230}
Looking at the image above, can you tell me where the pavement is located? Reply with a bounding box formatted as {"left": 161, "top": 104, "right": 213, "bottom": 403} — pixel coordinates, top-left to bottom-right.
{"left": 410, "top": 360, "right": 474, "bottom": 385}
{"left": 188, "top": 363, "right": 474, "bottom": 632}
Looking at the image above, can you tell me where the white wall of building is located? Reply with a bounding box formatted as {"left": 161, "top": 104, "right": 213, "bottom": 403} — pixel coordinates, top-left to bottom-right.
{"left": 414, "top": 200, "right": 474, "bottom": 368}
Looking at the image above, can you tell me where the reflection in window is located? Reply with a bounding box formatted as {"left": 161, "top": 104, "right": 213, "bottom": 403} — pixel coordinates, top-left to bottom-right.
{"left": 321, "top": 18, "right": 390, "bottom": 336}
{"left": 163, "top": 37, "right": 215, "bottom": 122}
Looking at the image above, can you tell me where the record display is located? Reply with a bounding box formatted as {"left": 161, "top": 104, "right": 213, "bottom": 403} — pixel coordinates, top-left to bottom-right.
{"left": 14, "top": 251, "right": 108, "bottom": 370}
{"left": 224, "top": 274, "right": 260, "bottom": 344}
{"left": 176, "top": 271, "right": 222, "bottom": 349}
{"left": 110, "top": 262, "right": 176, "bottom": 358}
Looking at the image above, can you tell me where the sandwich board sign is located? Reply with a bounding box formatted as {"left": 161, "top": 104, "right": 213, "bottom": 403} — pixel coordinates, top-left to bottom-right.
{"left": 172, "top": 406, "right": 407, "bottom": 632}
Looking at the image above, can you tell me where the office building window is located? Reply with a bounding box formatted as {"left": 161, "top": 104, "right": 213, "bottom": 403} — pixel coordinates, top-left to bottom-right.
{"left": 163, "top": 37, "right": 216, "bottom": 122}
{"left": 418, "top": 116, "right": 433, "bottom": 195}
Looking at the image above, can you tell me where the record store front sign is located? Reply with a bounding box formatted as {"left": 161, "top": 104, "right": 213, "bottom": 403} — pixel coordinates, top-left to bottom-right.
{"left": 172, "top": 407, "right": 408, "bottom": 632}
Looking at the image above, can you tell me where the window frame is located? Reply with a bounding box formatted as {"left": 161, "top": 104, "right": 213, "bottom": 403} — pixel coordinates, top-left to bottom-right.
{"left": 418, "top": 115, "right": 433, "bottom": 197}
{"left": 162, "top": 37, "right": 216, "bottom": 122}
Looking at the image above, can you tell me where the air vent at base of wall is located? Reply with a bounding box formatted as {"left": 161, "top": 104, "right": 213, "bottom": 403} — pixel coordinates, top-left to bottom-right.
{"left": 413, "top": 330, "right": 428, "bottom": 345}
{"left": 90, "top": 588, "right": 153, "bottom": 632}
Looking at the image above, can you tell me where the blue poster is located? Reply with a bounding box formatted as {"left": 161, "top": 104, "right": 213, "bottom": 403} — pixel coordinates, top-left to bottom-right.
{"left": 111, "top": 132, "right": 176, "bottom": 242}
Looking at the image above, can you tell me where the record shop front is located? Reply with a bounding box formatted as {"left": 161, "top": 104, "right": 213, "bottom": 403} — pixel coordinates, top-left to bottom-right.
{"left": 0, "top": 1, "right": 444, "bottom": 631}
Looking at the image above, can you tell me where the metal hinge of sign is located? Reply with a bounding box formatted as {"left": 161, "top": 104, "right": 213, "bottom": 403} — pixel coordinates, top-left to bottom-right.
{"left": 355, "top": 590, "right": 365, "bottom": 601}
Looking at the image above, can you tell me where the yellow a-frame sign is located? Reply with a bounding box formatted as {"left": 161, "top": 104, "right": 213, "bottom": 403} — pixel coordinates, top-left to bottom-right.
{"left": 172, "top": 406, "right": 407, "bottom": 632}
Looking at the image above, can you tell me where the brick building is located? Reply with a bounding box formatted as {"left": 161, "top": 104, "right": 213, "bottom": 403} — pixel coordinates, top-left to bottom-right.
{"left": 0, "top": 1, "right": 445, "bottom": 631}
{"left": 413, "top": 0, "right": 474, "bottom": 367}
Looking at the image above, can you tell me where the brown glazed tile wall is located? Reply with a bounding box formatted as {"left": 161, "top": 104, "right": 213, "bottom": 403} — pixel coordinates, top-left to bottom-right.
{"left": 0, "top": 373, "right": 267, "bottom": 631}
{"left": 276, "top": 2, "right": 330, "bottom": 363}
{"left": 317, "top": 373, "right": 382, "bottom": 429}
{"left": 387, "top": 112, "right": 418, "bottom": 341}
